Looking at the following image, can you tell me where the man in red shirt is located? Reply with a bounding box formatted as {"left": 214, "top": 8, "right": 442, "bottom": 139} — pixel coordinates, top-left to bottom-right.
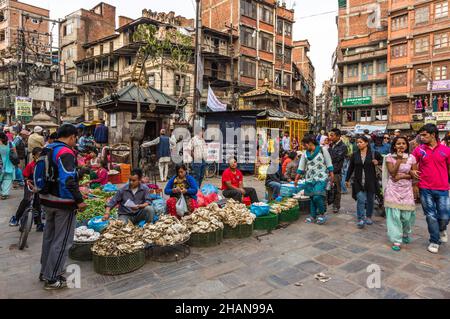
{"left": 9, "top": 147, "right": 44, "bottom": 230}
{"left": 412, "top": 124, "right": 450, "bottom": 254}
{"left": 222, "top": 157, "right": 259, "bottom": 203}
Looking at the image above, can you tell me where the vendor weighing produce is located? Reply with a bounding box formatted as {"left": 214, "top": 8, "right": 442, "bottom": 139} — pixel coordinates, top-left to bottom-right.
{"left": 103, "top": 168, "right": 156, "bottom": 225}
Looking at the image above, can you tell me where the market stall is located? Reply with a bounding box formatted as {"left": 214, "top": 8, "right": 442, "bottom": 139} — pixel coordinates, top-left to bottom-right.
{"left": 72, "top": 173, "right": 314, "bottom": 276}
{"left": 256, "top": 109, "right": 308, "bottom": 178}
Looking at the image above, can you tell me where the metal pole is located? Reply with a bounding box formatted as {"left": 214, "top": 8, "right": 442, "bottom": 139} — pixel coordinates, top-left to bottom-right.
{"left": 193, "top": 0, "right": 201, "bottom": 119}
{"left": 57, "top": 19, "right": 62, "bottom": 125}
{"left": 229, "top": 23, "right": 235, "bottom": 110}
{"left": 429, "top": 58, "right": 433, "bottom": 113}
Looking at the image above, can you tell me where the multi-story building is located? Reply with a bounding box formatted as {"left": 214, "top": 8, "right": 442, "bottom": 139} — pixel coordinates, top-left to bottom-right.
{"left": 201, "top": 26, "right": 235, "bottom": 108}
{"left": 60, "top": 4, "right": 198, "bottom": 128}
{"left": 315, "top": 80, "right": 332, "bottom": 131}
{"left": 388, "top": 0, "right": 450, "bottom": 134}
{"left": 293, "top": 39, "right": 315, "bottom": 116}
{"left": 336, "top": 0, "right": 390, "bottom": 131}
{"left": 201, "top": 0, "right": 296, "bottom": 109}
{"left": 59, "top": 2, "right": 116, "bottom": 120}
{"left": 0, "top": 0, "right": 50, "bottom": 122}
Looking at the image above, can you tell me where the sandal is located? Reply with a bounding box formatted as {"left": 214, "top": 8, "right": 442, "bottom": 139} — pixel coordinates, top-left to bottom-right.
{"left": 316, "top": 216, "right": 327, "bottom": 225}
{"left": 391, "top": 244, "right": 401, "bottom": 251}
{"left": 305, "top": 217, "right": 315, "bottom": 224}
{"left": 402, "top": 236, "right": 411, "bottom": 244}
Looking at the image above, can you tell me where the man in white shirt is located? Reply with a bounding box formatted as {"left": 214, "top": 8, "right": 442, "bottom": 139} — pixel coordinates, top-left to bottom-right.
{"left": 282, "top": 132, "right": 290, "bottom": 152}
{"left": 190, "top": 129, "right": 207, "bottom": 187}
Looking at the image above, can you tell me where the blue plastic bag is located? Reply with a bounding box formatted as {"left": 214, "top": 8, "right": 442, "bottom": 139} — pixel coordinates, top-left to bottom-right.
{"left": 150, "top": 194, "right": 161, "bottom": 200}
{"left": 138, "top": 220, "right": 146, "bottom": 228}
{"left": 102, "top": 183, "right": 118, "bottom": 193}
{"left": 250, "top": 203, "right": 270, "bottom": 217}
{"left": 201, "top": 184, "right": 219, "bottom": 196}
{"left": 280, "top": 184, "right": 297, "bottom": 197}
{"left": 87, "top": 216, "right": 109, "bottom": 233}
{"left": 152, "top": 198, "right": 167, "bottom": 215}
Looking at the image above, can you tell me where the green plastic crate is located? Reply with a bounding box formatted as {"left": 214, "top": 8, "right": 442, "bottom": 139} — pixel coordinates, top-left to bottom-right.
{"left": 298, "top": 198, "right": 311, "bottom": 215}
{"left": 223, "top": 223, "right": 254, "bottom": 239}
{"left": 92, "top": 249, "right": 146, "bottom": 276}
{"left": 254, "top": 213, "right": 279, "bottom": 231}
{"left": 188, "top": 228, "right": 223, "bottom": 247}
{"left": 279, "top": 206, "right": 300, "bottom": 223}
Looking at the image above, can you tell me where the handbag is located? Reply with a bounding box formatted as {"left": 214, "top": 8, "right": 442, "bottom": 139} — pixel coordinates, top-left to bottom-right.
{"left": 9, "top": 142, "right": 19, "bottom": 166}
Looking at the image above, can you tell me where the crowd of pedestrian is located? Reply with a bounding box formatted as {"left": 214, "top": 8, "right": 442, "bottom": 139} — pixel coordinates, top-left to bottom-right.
{"left": 1, "top": 119, "right": 449, "bottom": 291}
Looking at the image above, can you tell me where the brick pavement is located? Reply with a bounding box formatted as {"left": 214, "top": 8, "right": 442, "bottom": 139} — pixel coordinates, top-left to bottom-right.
{"left": 0, "top": 176, "right": 449, "bottom": 299}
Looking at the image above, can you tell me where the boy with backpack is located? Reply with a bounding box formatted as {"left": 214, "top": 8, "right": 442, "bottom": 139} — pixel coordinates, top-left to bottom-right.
{"left": 34, "top": 124, "right": 86, "bottom": 290}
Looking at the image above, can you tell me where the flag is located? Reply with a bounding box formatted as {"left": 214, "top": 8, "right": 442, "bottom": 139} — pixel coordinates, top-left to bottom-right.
{"left": 207, "top": 85, "right": 227, "bottom": 112}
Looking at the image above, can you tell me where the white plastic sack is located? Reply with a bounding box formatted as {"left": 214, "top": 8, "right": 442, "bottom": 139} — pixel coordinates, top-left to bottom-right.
{"left": 176, "top": 195, "right": 188, "bottom": 217}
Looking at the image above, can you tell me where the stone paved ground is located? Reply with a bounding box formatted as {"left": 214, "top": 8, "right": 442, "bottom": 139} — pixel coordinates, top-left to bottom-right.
{"left": 1, "top": 177, "right": 449, "bottom": 299}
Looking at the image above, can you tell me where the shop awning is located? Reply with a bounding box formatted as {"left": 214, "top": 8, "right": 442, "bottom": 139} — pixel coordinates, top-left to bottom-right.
{"left": 386, "top": 123, "right": 411, "bottom": 130}
{"left": 354, "top": 124, "right": 387, "bottom": 134}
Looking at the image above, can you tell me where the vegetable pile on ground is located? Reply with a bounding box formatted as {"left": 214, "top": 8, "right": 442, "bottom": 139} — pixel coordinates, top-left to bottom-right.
{"left": 91, "top": 220, "right": 145, "bottom": 256}
{"left": 76, "top": 199, "right": 117, "bottom": 222}
{"left": 215, "top": 199, "right": 255, "bottom": 228}
{"left": 142, "top": 215, "right": 190, "bottom": 246}
{"left": 182, "top": 204, "right": 224, "bottom": 233}
{"left": 269, "top": 198, "right": 298, "bottom": 214}
{"left": 74, "top": 226, "right": 100, "bottom": 242}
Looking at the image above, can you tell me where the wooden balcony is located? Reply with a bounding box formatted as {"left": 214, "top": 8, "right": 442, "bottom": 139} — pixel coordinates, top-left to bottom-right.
{"left": 77, "top": 70, "right": 118, "bottom": 85}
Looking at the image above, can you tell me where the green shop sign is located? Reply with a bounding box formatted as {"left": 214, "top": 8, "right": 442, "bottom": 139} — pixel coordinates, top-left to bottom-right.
{"left": 342, "top": 96, "right": 372, "bottom": 106}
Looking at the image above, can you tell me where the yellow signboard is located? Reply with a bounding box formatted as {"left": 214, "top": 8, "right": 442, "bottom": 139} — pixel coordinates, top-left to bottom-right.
{"left": 15, "top": 97, "right": 33, "bottom": 117}
{"left": 432, "top": 112, "right": 450, "bottom": 121}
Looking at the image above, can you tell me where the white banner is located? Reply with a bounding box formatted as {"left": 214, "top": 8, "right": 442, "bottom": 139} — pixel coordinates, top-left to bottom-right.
{"left": 207, "top": 85, "right": 227, "bottom": 112}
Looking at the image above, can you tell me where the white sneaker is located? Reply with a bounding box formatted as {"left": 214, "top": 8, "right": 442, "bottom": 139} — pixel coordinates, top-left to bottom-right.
{"left": 440, "top": 231, "right": 448, "bottom": 243}
{"left": 427, "top": 243, "right": 440, "bottom": 254}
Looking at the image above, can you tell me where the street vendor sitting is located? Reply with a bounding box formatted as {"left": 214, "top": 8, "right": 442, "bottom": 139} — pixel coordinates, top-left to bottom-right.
{"left": 165, "top": 164, "right": 199, "bottom": 217}
{"left": 88, "top": 160, "right": 109, "bottom": 188}
{"left": 265, "top": 160, "right": 286, "bottom": 199}
{"left": 103, "top": 168, "right": 155, "bottom": 225}
{"left": 222, "top": 157, "right": 259, "bottom": 203}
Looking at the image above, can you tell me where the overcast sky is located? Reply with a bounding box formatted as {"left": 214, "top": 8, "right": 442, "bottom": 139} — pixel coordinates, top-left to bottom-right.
{"left": 25, "top": 0, "right": 338, "bottom": 94}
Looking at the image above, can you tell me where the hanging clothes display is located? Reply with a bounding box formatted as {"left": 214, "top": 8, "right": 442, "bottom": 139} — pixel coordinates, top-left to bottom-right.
{"left": 438, "top": 95, "right": 444, "bottom": 111}
{"left": 415, "top": 98, "right": 423, "bottom": 112}
{"left": 433, "top": 96, "right": 439, "bottom": 112}
{"left": 443, "top": 95, "right": 449, "bottom": 111}
{"left": 424, "top": 97, "right": 429, "bottom": 110}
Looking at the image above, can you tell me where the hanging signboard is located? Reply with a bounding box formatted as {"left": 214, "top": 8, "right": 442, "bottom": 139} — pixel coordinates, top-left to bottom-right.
{"left": 15, "top": 97, "right": 33, "bottom": 117}
{"left": 342, "top": 96, "right": 372, "bottom": 106}
{"left": 431, "top": 80, "right": 450, "bottom": 92}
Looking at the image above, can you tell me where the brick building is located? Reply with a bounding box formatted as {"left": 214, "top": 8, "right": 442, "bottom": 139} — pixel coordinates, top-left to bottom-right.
{"left": 59, "top": 2, "right": 116, "bottom": 120}
{"left": 292, "top": 39, "right": 315, "bottom": 116}
{"left": 0, "top": 0, "right": 50, "bottom": 122}
{"left": 388, "top": 0, "right": 450, "bottom": 134}
{"left": 336, "top": 0, "right": 390, "bottom": 132}
{"left": 201, "top": 0, "right": 298, "bottom": 110}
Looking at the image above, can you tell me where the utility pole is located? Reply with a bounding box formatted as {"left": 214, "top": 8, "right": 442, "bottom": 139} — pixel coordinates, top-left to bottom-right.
{"left": 193, "top": 0, "right": 201, "bottom": 121}
{"left": 225, "top": 23, "right": 238, "bottom": 111}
